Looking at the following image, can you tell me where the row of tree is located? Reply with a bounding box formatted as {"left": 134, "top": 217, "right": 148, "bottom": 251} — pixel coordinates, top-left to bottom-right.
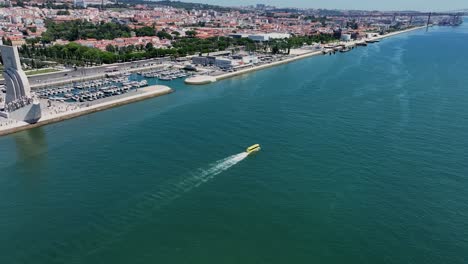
{"left": 39, "top": 20, "right": 198, "bottom": 42}
{"left": 41, "top": 20, "right": 133, "bottom": 42}
{"left": 16, "top": 33, "right": 338, "bottom": 68}
{"left": 18, "top": 36, "right": 239, "bottom": 66}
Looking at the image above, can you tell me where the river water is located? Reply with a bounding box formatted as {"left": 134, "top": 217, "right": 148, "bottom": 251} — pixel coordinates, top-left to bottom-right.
{"left": 1, "top": 22, "right": 468, "bottom": 263}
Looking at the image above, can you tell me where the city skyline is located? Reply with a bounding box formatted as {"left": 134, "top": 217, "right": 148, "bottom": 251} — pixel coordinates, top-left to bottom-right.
{"left": 180, "top": 0, "right": 468, "bottom": 12}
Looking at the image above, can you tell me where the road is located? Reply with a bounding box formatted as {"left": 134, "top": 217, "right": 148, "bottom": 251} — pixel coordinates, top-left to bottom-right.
{"left": 0, "top": 57, "right": 170, "bottom": 87}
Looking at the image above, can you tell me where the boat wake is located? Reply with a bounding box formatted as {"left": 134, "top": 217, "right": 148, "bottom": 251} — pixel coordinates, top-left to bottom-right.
{"left": 180, "top": 152, "right": 249, "bottom": 191}
{"left": 25, "top": 152, "right": 249, "bottom": 262}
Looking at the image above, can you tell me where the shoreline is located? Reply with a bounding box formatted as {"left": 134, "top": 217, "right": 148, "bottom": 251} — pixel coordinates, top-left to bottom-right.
{"left": 185, "top": 26, "right": 425, "bottom": 85}
{"left": 0, "top": 85, "right": 173, "bottom": 137}
{"left": 0, "top": 26, "right": 425, "bottom": 137}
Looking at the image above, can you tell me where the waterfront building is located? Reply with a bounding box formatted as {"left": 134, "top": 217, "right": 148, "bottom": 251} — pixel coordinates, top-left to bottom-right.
{"left": 341, "top": 34, "right": 352, "bottom": 41}
{"left": 247, "top": 33, "right": 291, "bottom": 42}
{"left": 366, "top": 33, "right": 379, "bottom": 38}
{"left": 228, "top": 33, "right": 250, "bottom": 39}
{"left": 192, "top": 56, "right": 216, "bottom": 66}
{"left": 232, "top": 54, "right": 259, "bottom": 64}
{"left": 214, "top": 57, "right": 239, "bottom": 69}
{"left": 74, "top": 0, "right": 86, "bottom": 7}
{"left": 229, "top": 33, "right": 291, "bottom": 42}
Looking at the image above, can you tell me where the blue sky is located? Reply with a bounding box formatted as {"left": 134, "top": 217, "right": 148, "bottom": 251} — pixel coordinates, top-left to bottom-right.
{"left": 186, "top": 0, "right": 467, "bottom": 11}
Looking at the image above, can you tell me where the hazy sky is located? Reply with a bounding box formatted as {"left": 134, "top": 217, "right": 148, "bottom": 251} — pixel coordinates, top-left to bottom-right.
{"left": 187, "top": 0, "right": 467, "bottom": 11}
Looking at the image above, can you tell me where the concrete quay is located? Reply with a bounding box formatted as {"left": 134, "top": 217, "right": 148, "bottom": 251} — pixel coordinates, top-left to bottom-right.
{"left": 0, "top": 85, "right": 173, "bottom": 137}
{"left": 185, "top": 26, "right": 425, "bottom": 85}
{"left": 184, "top": 75, "right": 217, "bottom": 85}
{"left": 184, "top": 50, "right": 323, "bottom": 85}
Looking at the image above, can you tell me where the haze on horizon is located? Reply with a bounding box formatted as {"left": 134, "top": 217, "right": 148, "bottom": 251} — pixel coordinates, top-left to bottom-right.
{"left": 180, "top": 0, "right": 467, "bottom": 12}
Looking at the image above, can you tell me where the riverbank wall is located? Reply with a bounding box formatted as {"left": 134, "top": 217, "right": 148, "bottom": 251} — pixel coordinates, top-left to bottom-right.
{"left": 185, "top": 26, "right": 425, "bottom": 85}
{"left": 0, "top": 85, "right": 173, "bottom": 137}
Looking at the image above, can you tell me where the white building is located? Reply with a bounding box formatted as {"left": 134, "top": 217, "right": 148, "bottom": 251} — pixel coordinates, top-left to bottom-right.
{"left": 366, "top": 33, "right": 379, "bottom": 38}
{"left": 214, "top": 57, "right": 239, "bottom": 69}
{"left": 232, "top": 54, "right": 258, "bottom": 65}
{"left": 74, "top": 0, "right": 86, "bottom": 7}
{"left": 248, "top": 33, "right": 291, "bottom": 42}
{"left": 241, "top": 55, "right": 258, "bottom": 64}
{"left": 341, "top": 34, "right": 352, "bottom": 42}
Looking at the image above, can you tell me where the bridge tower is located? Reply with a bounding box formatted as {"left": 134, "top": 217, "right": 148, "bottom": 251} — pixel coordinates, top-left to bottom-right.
{"left": 426, "top": 12, "right": 432, "bottom": 31}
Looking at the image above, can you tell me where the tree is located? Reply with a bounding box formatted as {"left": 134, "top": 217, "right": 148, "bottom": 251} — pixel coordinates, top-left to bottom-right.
{"left": 2, "top": 37, "right": 12, "bottom": 46}
{"left": 185, "top": 30, "right": 197, "bottom": 38}
{"left": 57, "top": 10, "right": 70, "bottom": 16}
{"left": 245, "top": 42, "right": 256, "bottom": 52}
{"left": 135, "top": 26, "right": 156, "bottom": 37}
{"left": 41, "top": 20, "right": 133, "bottom": 41}
{"left": 105, "top": 44, "right": 116, "bottom": 53}
{"left": 126, "top": 45, "right": 135, "bottom": 53}
{"left": 145, "top": 42, "right": 153, "bottom": 51}
{"left": 157, "top": 31, "right": 173, "bottom": 40}
{"left": 272, "top": 45, "right": 279, "bottom": 54}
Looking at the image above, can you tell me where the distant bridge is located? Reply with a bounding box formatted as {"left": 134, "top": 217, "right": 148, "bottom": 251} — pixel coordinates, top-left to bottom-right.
{"left": 340, "top": 12, "right": 465, "bottom": 29}
{"left": 340, "top": 12, "right": 468, "bottom": 18}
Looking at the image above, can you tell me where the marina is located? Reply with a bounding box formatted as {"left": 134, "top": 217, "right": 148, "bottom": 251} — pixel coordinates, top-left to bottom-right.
{"left": 35, "top": 78, "right": 149, "bottom": 103}
{"left": 139, "top": 68, "right": 192, "bottom": 80}
{"left": 0, "top": 49, "right": 172, "bottom": 136}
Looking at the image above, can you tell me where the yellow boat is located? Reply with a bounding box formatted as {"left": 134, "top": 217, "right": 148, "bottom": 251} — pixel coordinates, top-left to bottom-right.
{"left": 246, "top": 144, "right": 261, "bottom": 154}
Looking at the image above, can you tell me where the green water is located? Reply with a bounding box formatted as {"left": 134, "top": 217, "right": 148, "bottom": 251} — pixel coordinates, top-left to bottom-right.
{"left": 1, "top": 23, "right": 468, "bottom": 263}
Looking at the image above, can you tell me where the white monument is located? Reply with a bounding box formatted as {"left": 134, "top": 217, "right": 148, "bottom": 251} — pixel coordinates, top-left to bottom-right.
{"left": 0, "top": 44, "right": 41, "bottom": 123}
{"left": 1, "top": 45, "right": 31, "bottom": 103}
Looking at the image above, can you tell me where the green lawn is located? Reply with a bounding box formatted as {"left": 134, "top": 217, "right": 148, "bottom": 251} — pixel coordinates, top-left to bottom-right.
{"left": 25, "top": 68, "right": 60, "bottom": 76}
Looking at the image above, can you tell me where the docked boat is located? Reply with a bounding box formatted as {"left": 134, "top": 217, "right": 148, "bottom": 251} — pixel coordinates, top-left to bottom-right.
{"left": 159, "top": 76, "right": 172, "bottom": 81}
{"left": 340, "top": 47, "right": 351, "bottom": 53}
{"left": 246, "top": 144, "right": 261, "bottom": 154}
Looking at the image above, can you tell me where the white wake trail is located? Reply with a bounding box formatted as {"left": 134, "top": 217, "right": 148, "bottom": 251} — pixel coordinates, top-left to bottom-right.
{"left": 181, "top": 152, "right": 249, "bottom": 190}
{"left": 27, "top": 152, "right": 250, "bottom": 263}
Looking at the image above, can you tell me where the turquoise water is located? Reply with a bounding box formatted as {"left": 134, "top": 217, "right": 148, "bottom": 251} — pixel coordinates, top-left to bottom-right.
{"left": 1, "top": 23, "right": 468, "bottom": 263}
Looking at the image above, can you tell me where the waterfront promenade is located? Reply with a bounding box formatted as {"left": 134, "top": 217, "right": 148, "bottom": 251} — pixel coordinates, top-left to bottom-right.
{"left": 185, "top": 26, "right": 425, "bottom": 85}
{"left": 0, "top": 26, "right": 424, "bottom": 136}
{"left": 0, "top": 85, "right": 173, "bottom": 136}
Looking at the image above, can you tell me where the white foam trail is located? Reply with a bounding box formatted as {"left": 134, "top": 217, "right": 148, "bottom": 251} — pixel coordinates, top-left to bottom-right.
{"left": 27, "top": 152, "right": 249, "bottom": 262}
{"left": 183, "top": 152, "right": 249, "bottom": 190}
